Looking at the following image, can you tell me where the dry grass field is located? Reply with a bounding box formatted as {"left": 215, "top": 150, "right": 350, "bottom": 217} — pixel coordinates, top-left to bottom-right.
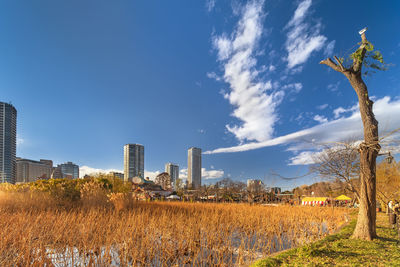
{"left": 0, "top": 181, "right": 350, "bottom": 266}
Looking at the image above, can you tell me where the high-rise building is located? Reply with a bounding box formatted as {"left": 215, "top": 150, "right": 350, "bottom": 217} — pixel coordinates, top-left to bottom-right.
{"left": 165, "top": 163, "right": 179, "bottom": 188}
{"left": 53, "top": 162, "right": 79, "bottom": 179}
{"left": 16, "top": 158, "right": 53, "bottom": 183}
{"left": 0, "top": 102, "right": 17, "bottom": 184}
{"left": 188, "top": 147, "right": 201, "bottom": 189}
{"left": 124, "top": 144, "right": 144, "bottom": 182}
{"left": 109, "top": 171, "right": 124, "bottom": 180}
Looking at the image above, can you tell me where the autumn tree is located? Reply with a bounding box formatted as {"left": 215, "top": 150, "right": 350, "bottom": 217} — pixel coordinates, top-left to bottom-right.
{"left": 376, "top": 160, "right": 400, "bottom": 211}
{"left": 320, "top": 28, "right": 386, "bottom": 240}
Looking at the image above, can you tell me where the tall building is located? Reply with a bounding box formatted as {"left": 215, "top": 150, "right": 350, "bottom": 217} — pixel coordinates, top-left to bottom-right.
{"left": 16, "top": 158, "right": 53, "bottom": 183}
{"left": 124, "top": 144, "right": 144, "bottom": 182}
{"left": 53, "top": 162, "right": 79, "bottom": 179}
{"left": 188, "top": 147, "right": 201, "bottom": 189}
{"left": 0, "top": 102, "right": 17, "bottom": 184}
{"left": 165, "top": 163, "right": 179, "bottom": 188}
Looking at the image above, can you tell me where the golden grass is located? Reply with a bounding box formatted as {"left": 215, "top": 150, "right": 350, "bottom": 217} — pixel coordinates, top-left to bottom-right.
{"left": 0, "top": 189, "right": 350, "bottom": 266}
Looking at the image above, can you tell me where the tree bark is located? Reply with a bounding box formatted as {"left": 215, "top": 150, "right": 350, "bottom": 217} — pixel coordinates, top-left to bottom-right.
{"left": 320, "top": 31, "right": 380, "bottom": 240}
{"left": 348, "top": 74, "right": 380, "bottom": 240}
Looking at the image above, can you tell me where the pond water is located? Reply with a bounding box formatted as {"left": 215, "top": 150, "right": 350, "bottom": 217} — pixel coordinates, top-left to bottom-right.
{"left": 40, "top": 221, "right": 330, "bottom": 266}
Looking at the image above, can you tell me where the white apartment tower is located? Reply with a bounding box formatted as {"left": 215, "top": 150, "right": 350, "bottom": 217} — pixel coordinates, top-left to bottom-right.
{"left": 165, "top": 163, "right": 179, "bottom": 187}
{"left": 188, "top": 147, "right": 201, "bottom": 189}
{"left": 124, "top": 144, "right": 144, "bottom": 182}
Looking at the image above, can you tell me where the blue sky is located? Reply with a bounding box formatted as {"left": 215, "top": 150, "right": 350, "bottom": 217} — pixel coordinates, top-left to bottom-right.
{"left": 2, "top": 0, "right": 399, "bottom": 189}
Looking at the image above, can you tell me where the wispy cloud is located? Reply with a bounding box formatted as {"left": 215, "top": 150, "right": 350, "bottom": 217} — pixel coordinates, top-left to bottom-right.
{"left": 282, "top": 83, "right": 303, "bottom": 94}
{"left": 206, "top": 0, "right": 216, "bottom": 12}
{"left": 212, "top": 0, "right": 284, "bottom": 143}
{"left": 206, "top": 71, "right": 222, "bottom": 81}
{"left": 204, "top": 96, "right": 400, "bottom": 154}
{"left": 313, "top": 114, "right": 328, "bottom": 124}
{"left": 333, "top": 104, "right": 358, "bottom": 119}
{"left": 324, "top": 40, "right": 336, "bottom": 57}
{"left": 288, "top": 151, "right": 317, "bottom": 165}
{"left": 327, "top": 81, "right": 340, "bottom": 92}
{"left": 285, "top": 0, "right": 330, "bottom": 69}
{"left": 316, "top": 104, "right": 328, "bottom": 110}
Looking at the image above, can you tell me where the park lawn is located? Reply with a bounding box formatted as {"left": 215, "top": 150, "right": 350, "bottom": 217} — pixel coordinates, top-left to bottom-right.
{"left": 252, "top": 212, "right": 400, "bottom": 267}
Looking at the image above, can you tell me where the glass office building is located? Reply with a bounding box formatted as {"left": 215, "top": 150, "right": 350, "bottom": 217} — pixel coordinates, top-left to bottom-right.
{"left": 59, "top": 162, "right": 79, "bottom": 179}
{"left": 124, "top": 144, "right": 144, "bottom": 182}
{"left": 0, "top": 102, "right": 17, "bottom": 184}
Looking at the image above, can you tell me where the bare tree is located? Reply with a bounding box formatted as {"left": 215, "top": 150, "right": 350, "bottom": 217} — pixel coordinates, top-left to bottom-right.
{"left": 320, "top": 29, "right": 385, "bottom": 240}
{"left": 155, "top": 172, "right": 172, "bottom": 191}
{"left": 310, "top": 143, "right": 361, "bottom": 200}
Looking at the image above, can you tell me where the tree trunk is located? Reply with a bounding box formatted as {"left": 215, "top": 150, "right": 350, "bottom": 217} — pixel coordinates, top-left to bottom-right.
{"left": 348, "top": 73, "right": 380, "bottom": 240}
{"left": 320, "top": 31, "right": 381, "bottom": 240}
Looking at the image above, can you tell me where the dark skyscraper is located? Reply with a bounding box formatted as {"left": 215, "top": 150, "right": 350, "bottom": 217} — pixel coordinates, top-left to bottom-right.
{"left": 124, "top": 144, "right": 144, "bottom": 182}
{"left": 0, "top": 102, "right": 17, "bottom": 184}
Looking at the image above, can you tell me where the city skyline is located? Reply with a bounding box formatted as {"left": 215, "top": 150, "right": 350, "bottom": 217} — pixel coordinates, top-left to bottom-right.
{"left": 2, "top": 1, "right": 400, "bottom": 189}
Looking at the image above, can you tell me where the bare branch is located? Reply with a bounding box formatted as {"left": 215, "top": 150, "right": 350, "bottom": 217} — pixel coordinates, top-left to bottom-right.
{"left": 334, "top": 56, "right": 345, "bottom": 71}
{"left": 320, "top": 58, "right": 343, "bottom": 73}
{"left": 270, "top": 170, "right": 314, "bottom": 180}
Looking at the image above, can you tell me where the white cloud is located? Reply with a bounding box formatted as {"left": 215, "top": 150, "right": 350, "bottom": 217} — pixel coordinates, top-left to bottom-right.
{"left": 212, "top": 0, "right": 284, "bottom": 143}
{"left": 285, "top": 0, "right": 328, "bottom": 69}
{"left": 144, "top": 170, "right": 161, "bottom": 181}
{"left": 179, "top": 168, "right": 188, "bottom": 179}
{"left": 317, "top": 104, "right": 328, "bottom": 110}
{"left": 206, "top": 71, "right": 222, "bottom": 81}
{"left": 282, "top": 83, "right": 303, "bottom": 94}
{"left": 213, "top": 34, "right": 233, "bottom": 60}
{"left": 288, "top": 142, "right": 362, "bottom": 166}
{"left": 313, "top": 114, "right": 328, "bottom": 124}
{"left": 324, "top": 40, "right": 336, "bottom": 57}
{"left": 79, "top": 166, "right": 122, "bottom": 178}
{"left": 204, "top": 96, "right": 400, "bottom": 154}
{"left": 17, "top": 137, "right": 24, "bottom": 146}
{"left": 202, "top": 168, "right": 225, "bottom": 179}
{"left": 179, "top": 167, "right": 224, "bottom": 180}
{"left": 288, "top": 151, "right": 316, "bottom": 165}
{"left": 333, "top": 104, "right": 358, "bottom": 119}
{"left": 79, "top": 166, "right": 160, "bottom": 180}
{"left": 269, "top": 65, "right": 276, "bottom": 72}
{"left": 327, "top": 81, "right": 340, "bottom": 92}
{"left": 289, "top": 66, "right": 304, "bottom": 75}
{"left": 206, "top": 0, "right": 216, "bottom": 12}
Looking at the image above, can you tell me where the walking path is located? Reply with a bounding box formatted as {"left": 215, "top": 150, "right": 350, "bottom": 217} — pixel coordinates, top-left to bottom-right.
{"left": 251, "top": 212, "right": 400, "bottom": 266}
